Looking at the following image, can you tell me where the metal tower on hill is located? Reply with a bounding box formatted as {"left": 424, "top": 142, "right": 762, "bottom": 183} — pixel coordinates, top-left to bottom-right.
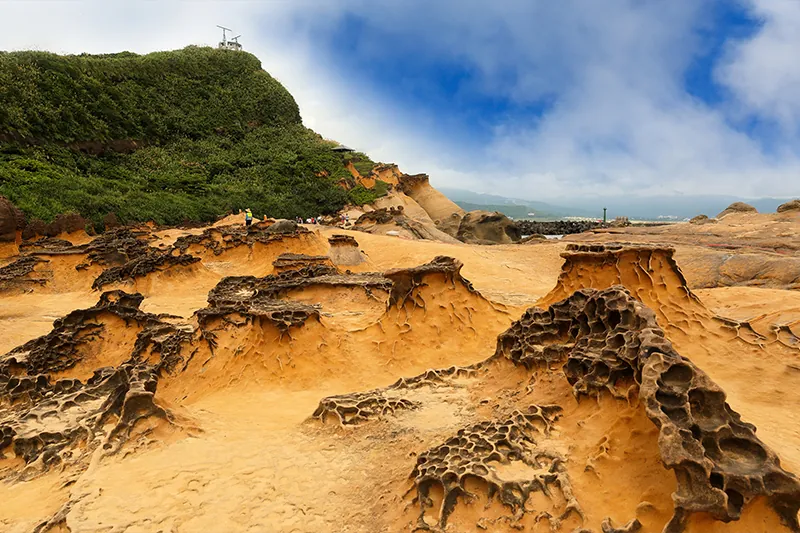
{"left": 217, "top": 26, "right": 243, "bottom": 51}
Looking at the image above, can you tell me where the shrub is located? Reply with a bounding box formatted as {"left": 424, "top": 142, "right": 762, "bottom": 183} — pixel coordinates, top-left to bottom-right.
{"left": 348, "top": 180, "right": 390, "bottom": 206}
{"left": 0, "top": 47, "right": 374, "bottom": 226}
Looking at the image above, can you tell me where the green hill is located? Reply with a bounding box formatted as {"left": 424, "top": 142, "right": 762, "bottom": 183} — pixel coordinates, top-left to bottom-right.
{"left": 0, "top": 46, "right": 377, "bottom": 228}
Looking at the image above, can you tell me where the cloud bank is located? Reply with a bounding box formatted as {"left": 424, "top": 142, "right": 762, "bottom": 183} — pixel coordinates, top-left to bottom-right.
{"left": 2, "top": 0, "right": 799, "bottom": 200}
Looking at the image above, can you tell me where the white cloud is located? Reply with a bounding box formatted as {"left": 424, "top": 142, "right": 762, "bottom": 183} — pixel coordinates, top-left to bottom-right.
{"left": 716, "top": 0, "right": 800, "bottom": 133}
{"left": 1, "top": 0, "right": 799, "bottom": 199}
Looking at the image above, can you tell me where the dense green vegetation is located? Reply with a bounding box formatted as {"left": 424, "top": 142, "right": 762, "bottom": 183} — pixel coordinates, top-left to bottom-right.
{"left": 348, "top": 180, "right": 390, "bottom": 206}
{"left": 0, "top": 46, "right": 386, "bottom": 227}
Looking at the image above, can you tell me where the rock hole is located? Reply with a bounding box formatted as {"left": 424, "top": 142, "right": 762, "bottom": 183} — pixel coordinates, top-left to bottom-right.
{"left": 661, "top": 364, "right": 693, "bottom": 387}
{"left": 608, "top": 310, "right": 621, "bottom": 329}
{"left": 656, "top": 390, "right": 684, "bottom": 407}
{"left": 718, "top": 437, "right": 768, "bottom": 464}
{"left": 709, "top": 472, "right": 724, "bottom": 489}
{"left": 725, "top": 489, "right": 744, "bottom": 516}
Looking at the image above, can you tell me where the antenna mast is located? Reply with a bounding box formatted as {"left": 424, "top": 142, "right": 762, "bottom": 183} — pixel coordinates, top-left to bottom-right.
{"left": 216, "top": 25, "right": 243, "bottom": 51}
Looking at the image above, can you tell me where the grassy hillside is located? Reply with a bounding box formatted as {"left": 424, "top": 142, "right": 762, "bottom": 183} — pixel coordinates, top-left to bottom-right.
{"left": 0, "top": 46, "right": 377, "bottom": 227}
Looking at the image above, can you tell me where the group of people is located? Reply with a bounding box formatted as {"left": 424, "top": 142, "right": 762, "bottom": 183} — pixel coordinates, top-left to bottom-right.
{"left": 241, "top": 208, "right": 352, "bottom": 227}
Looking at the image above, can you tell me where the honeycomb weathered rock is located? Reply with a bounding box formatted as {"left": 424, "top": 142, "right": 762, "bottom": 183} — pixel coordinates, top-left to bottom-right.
{"left": 92, "top": 250, "right": 200, "bottom": 290}
{"left": 0, "top": 256, "right": 49, "bottom": 289}
{"left": 355, "top": 207, "right": 405, "bottom": 225}
{"left": 0, "top": 291, "right": 192, "bottom": 475}
{"left": 272, "top": 253, "right": 333, "bottom": 272}
{"left": 312, "top": 390, "right": 420, "bottom": 425}
{"left": 312, "top": 365, "right": 476, "bottom": 425}
{"left": 18, "top": 237, "right": 75, "bottom": 254}
{"left": 493, "top": 286, "right": 800, "bottom": 532}
{"left": 409, "top": 405, "right": 577, "bottom": 530}
{"left": 384, "top": 256, "right": 476, "bottom": 308}
{"left": 172, "top": 223, "right": 311, "bottom": 256}
{"left": 76, "top": 227, "right": 152, "bottom": 268}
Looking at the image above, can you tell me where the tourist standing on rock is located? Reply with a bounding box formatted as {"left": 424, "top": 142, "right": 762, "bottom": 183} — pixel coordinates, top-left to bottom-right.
{"left": 244, "top": 208, "right": 253, "bottom": 227}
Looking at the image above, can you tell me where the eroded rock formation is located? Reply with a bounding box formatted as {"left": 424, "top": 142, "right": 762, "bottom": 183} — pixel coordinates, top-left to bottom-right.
{"left": 173, "top": 223, "right": 311, "bottom": 256}
{"left": 396, "top": 173, "right": 465, "bottom": 237}
{"left": 689, "top": 214, "right": 716, "bottom": 225}
{"left": 272, "top": 253, "right": 333, "bottom": 272}
{"left": 328, "top": 234, "right": 366, "bottom": 266}
{"left": 0, "top": 291, "right": 191, "bottom": 476}
{"left": 410, "top": 406, "right": 573, "bottom": 529}
{"left": 717, "top": 202, "right": 757, "bottom": 218}
{"left": 496, "top": 286, "right": 800, "bottom": 531}
{"left": 0, "top": 256, "right": 49, "bottom": 290}
{"left": 778, "top": 199, "right": 800, "bottom": 213}
{"left": 385, "top": 256, "right": 476, "bottom": 307}
{"left": 0, "top": 196, "right": 25, "bottom": 242}
{"left": 313, "top": 271, "right": 800, "bottom": 531}
{"left": 457, "top": 210, "right": 521, "bottom": 244}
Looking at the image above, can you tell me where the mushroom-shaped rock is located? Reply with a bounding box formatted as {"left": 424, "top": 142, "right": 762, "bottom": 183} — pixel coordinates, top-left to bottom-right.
{"left": 456, "top": 210, "right": 521, "bottom": 244}
{"left": 777, "top": 199, "right": 800, "bottom": 213}
{"left": 717, "top": 202, "right": 757, "bottom": 218}
{"left": 689, "top": 214, "right": 717, "bottom": 225}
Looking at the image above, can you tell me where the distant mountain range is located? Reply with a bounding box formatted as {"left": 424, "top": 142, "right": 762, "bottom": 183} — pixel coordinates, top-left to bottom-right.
{"left": 438, "top": 187, "right": 795, "bottom": 221}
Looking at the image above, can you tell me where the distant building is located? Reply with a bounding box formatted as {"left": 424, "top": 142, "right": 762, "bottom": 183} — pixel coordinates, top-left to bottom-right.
{"left": 332, "top": 144, "right": 355, "bottom": 152}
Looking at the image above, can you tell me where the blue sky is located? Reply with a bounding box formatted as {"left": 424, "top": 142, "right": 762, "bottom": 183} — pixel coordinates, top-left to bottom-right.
{"left": 3, "top": 0, "right": 800, "bottom": 199}
{"left": 308, "top": 1, "right": 759, "bottom": 148}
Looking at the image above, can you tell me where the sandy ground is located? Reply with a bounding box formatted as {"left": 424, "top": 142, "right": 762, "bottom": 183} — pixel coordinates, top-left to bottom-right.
{"left": 1, "top": 216, "right": 799, "bottom": 533}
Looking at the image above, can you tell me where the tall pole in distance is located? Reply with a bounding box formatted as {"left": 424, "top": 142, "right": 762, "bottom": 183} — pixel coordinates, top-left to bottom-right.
{"left": 603, "top": 207, "right": 607, "bottom": 224}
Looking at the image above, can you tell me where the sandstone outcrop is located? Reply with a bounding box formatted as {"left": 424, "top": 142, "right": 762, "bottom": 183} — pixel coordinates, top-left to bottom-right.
{"left": 0, "top": 291, "right": 191, "bottom": 476}
{"left": 315, "top": 282, "right": 800, "bottom": 532}
{"left": 456, "top": 210, "right": 521, "bottom": 244}
{"left": 717, "top": 202, "right": 757, "bottom": 218}
{"left": 396, "top": 173, "right": 465, "bottom": 237}
{"left": 354, "top": 206, "right": 461, "bottom": 244}
{"left": 689, "top": 214, "right": 716, "bottom": 225}
{"left": 20, "top": 213, "right": 91, "bottom": 240}
{"left": 778, "top": 199, "right": 800, "bottom": 213}
{"left": 0, "top": 196, "right": 25, "bottom": 242}
{"left": 327, "top": 234, "right": 367, "bottom": 266}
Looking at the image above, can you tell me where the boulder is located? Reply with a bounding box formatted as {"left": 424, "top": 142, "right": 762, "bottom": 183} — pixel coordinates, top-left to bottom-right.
{"left": 0, "top": 196, "right": 25, "bottom": 242}
{"left": 103, "top": 212, "right": 121, "bottom": 230}
{"left": 22, "top": 219, "right": 46, "bottom": 240}
{"left": 515, "top": 220, "right": 600, "bottom": 235}
{"left": 265, "top": 219, "right": 299, "bottom": 234}
{"left": 777, "top": 199, "right": 800, "bottom": 213}
{"left": 520, "top": 234, "right": 547, "bottom": 244}
{"left": 43, "top": 213, "right": 90, "bottom": 237}
{"left": 717, "top": 202, "right": 757, "bottom": 218}
{"left": 456, "top": 210, "right": 521, "bottom": 245}
{"left": 689, "top": 214, "right": 717, "bottom": 225}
